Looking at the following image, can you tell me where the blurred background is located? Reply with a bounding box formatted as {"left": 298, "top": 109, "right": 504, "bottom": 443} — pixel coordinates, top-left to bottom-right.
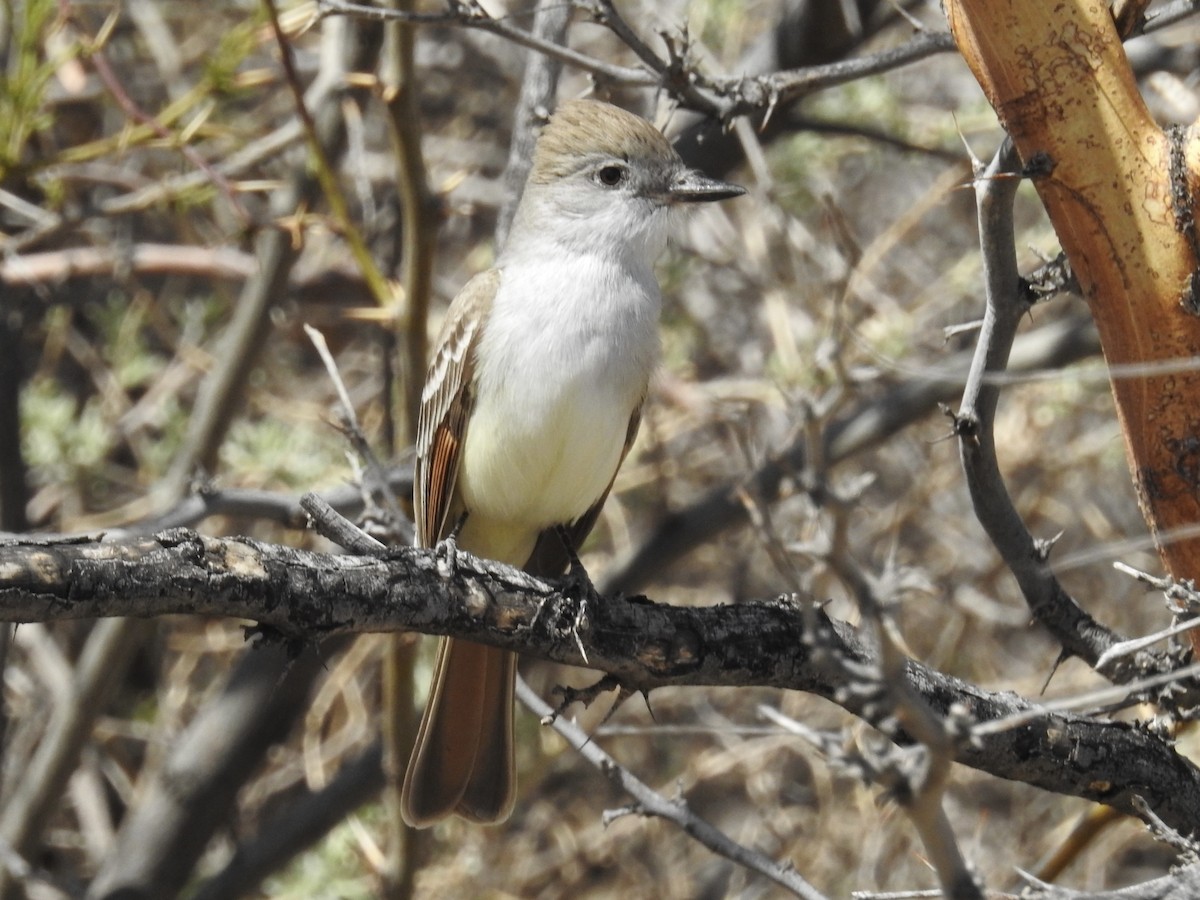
{"left": 4, "top": 0, "right": 1200, "bottom": 896}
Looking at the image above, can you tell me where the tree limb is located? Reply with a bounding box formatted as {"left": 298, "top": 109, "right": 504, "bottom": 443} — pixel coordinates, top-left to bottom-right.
{"left": 4, "top": 527, "right": 1200, "bottom": 836}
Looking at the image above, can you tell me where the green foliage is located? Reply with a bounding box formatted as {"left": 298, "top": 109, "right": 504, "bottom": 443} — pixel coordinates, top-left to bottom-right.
{"left": 202, "top": 13, "right": 263, "bottom": 97}
{"left": 0, "top": 0, "right": 64, "bottom": 180}
{"left": 21, "top": 375, "right": 110, "bottom": 485}
{"left": 221, "top": 415, "right": 348, "bottom": 490}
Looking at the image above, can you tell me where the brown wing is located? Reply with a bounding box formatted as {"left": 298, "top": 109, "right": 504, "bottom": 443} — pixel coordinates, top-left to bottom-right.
{"left": 523, "top": 403, "right": 643, "bottom": 577}
{"left": 413, "top": 269, "right": 498, "bottom": 548}
{"left": 405, "top": 270, "right": 513, "bottom": 828}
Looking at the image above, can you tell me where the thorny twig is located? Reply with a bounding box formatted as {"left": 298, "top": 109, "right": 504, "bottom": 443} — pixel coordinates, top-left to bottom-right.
{"left": 950, "top": 141, "right": 1174, "bottom": 687}
{"left": 317, "top": 0, "right": 955, "bottom": 118}
{"left": 818, "top": 547, "right": 983, "bottom": 899}
{"left": 514, "top": 678, "right": 829, "bottom": 900}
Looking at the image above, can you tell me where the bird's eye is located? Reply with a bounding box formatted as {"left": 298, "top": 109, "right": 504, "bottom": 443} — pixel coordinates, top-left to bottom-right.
{"left": 595, "top": 164, "right": 626, "bottom": 187}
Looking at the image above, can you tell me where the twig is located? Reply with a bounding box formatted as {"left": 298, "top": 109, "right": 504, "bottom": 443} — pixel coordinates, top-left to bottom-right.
{"left": 262, "top": 0, "right": 394, "bottom": 311}
{"left": 1016, "top": 862, "right": 1200, "bottom": 898}
{"left": 949, "top": 141, "right": 1155, "bottom": 682}
{"left": 76, "top": 11, "right": 252, "bottom": 225}
{"left": 514, "top": 678, "right": 828, "bottom": 900}
{"left": 971, "top": 659, "right": 1200, "bottom": 738}
{"left": 1094, "top": 616, "right": 1200, "bottom": 672}
{"left": 317, "top": 0, "right": 959, "bottom": 119}
{"left": 318, "top": 0, "right": 654, "bottom": 89}
{"left": 587, "top": 0, "right": 686, "bottom": 88}
{"left": 303, "top": 324, "right": 409, "bottom": 540}
{"left": 713, "top": 31, "right": 955, "bottom": 114}
{"left": 301, "top": 493, "right": 385, "bottom": 553}
{"left": 1131, "top": 794, "right": 1200, "bottom": 859}
{"left": 96, "top": 473, "right": 412, "bottom": 537}
{"left": 1113, "top": 560, "right": 1200, "bottom": 613}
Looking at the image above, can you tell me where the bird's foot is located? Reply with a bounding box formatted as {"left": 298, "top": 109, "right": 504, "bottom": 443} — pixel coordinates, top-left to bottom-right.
{"left": 551, "top": 528, "right": 600, "bottom": 664}
{"left": 556, "top": 525, "right": 600, "bottom": 603}
{"left": 546, "top": 674, "right": 625, "bottom": 725}
{"left": 433, "top": 512, "right": 468, "bottom": 577}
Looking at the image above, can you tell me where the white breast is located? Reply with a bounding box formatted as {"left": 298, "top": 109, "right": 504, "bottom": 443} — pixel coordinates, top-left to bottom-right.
{"left": 457, "top": 252, "right": 660, "bottom": 539}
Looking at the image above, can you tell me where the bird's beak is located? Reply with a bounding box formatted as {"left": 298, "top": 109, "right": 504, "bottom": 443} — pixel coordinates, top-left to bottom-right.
{"left": 668, "top": 168, "right": 746, "bottom": 203}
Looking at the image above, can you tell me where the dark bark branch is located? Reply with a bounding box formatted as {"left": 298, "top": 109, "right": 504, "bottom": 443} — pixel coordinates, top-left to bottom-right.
{"left": 3, "top": 528, "right": 1200, "bottom": 836}
{"left": 317, "top": 0, "right": 956, "bottom": 119}
{"left": 951, "top": 144, "right": 1174, "bottom": 685}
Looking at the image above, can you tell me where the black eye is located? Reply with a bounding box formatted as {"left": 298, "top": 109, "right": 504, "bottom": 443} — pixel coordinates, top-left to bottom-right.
{"left": 595, "top": 164, "right": 626, "bottom": 187}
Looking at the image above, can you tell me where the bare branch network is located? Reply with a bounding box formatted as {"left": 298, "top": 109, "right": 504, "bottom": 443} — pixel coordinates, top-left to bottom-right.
{"left": 4, "top": 525, "right": 1200, "bottom": 840}
{"left": 9, "top": 0, "right": 1200, "bottom": 896}
{"left": 315, "top": 0, "right": 957, "bottom": 117}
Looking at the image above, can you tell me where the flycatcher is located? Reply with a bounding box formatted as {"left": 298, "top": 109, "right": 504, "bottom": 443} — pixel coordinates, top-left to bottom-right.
{"left": 401, "top": 98, "right": 744, "bottom": 827}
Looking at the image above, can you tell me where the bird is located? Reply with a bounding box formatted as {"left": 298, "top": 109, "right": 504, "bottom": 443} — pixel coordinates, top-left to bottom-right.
{"left": 400, "top": 98, "right": 744, "bottom": 827}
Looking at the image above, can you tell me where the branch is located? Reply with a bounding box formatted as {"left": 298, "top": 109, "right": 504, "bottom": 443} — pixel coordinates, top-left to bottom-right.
{"left": 949, "top": 143, "right": 1161, "bottom": 683}
{"left": 947, "top": 0, "right": 1200, "bottom": 658}
{"left": 0, "top": 243, "right": 256, "bottom": 287}
{"left": 317, "top": 0, "right": 654, "bottom": 88}
{"left": 317, "top": 0, "right": 956, "bottom": 118}
{"left": 516, "top": 679, "right": 827, "bottom": 900}
{"left": 4, "top": 528, "right": 1200, "bottom": 835}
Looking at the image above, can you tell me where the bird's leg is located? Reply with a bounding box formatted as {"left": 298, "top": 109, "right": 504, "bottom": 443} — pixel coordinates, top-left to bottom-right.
{"left": 433, "top": 510, "right": 469, "bottom": 577}
{"left": 555, "top": 525, "right": 599, "bottom": 601}
{"left": 554, "top": 525, "right": 601, "bottom": 664}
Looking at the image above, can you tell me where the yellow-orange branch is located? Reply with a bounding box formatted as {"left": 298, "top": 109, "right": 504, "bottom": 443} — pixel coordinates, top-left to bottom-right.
{"left": 947, "top": 1, "right": 1200, "bottom": 637}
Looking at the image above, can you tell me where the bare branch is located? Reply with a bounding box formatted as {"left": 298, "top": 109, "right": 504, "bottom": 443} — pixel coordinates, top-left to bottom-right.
{"left": 4, "top": 529, "right": 1200, "bottom": 836}
{"left": 317, "top": 0, "right": 654, "bottom": 88}
{"left": 317, "top": 0, "right": 956, "bottom": 118}
{"left": 950, "top": 142, "right": 1167, "bottom": 684}
{"left": 516, "top": 678, "right": 827, "bottom": 900}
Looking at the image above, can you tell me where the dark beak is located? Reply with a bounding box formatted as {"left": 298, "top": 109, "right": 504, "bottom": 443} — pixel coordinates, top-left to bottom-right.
{"left": 668, "top": 168, "right": 746, "bottom": 203}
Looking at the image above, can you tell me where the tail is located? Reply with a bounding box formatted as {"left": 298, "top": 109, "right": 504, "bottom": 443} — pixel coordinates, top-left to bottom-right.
{"left": 400, "top": 638, "right": 516, "bottom": 827}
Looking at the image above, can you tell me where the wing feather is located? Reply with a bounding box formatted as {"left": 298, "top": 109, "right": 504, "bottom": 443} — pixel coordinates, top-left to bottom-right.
{"left": 413, "top": 269, "right": 497, "bottom": 548}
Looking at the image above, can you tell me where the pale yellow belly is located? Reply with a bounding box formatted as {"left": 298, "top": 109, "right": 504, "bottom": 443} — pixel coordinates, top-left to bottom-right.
{"left": 456, "top": 378, "right": 634, "bottom": 565}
